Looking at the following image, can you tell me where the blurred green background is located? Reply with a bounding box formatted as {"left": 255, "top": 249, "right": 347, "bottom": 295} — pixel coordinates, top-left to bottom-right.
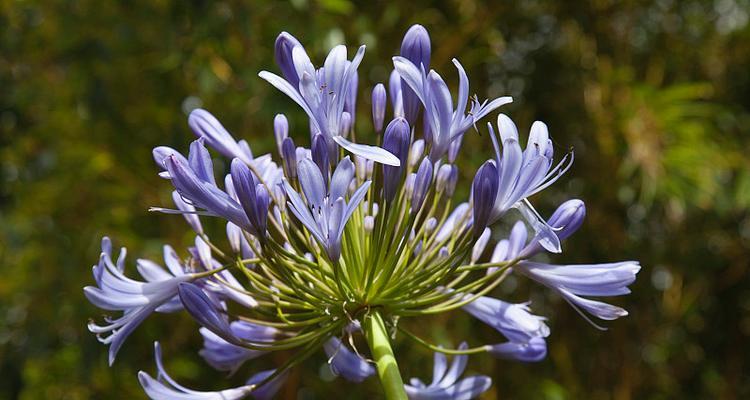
{"left": 2, "top": 0, "right": 750, "bottom": 398}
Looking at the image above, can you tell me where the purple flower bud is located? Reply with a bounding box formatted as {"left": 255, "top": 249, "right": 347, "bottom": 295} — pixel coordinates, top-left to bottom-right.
{"left": 388, "top": 70, "right": 404, "bottom": 117}
{"left": 281, "top": 137, "right": 297, "bottom": 179}
{"left": 471, "top": 228, "right": 491, "bottom": 264}
{"left": 312, "top": 133, "right": 330, "bottom": 183}
{"left": 273, "top": 114, "right": 288, "bottom": 155}
{"left": 340, "top": 111, "right": 353, "bottom": 136}
{"left": 405, "top": 173, "right": 416, "bottom": 199}
{"left": 489, "top": 337, "right": 547, "bottom": 362}
{"left": 448, "top": 133, "right": 463, "bottom": 163}
{"left": 411, "top": 158, "right": 433, "bottom": 213}
{"left": 354, "top": 155, "right": 367, "bottom": 181}
{"left": 188, "top": 109, "right": 253, "bottom": 165}
{"left": 425, "top": 217, "right": 438, "bottom": 235}
{"left": 371, "top": 83, "right": 387, "bottom": 132}
{"left": 364, "top": 216, "right": 374, "bottom": 232}
{"left": 472, "top": 161, "right": 499, "bottom": 237}
{"left": 445, "top": 165, "right": 458, "bottom": 196}
{"left": 547, "top": 199, "right": 586, "bottom": 241}
{"left": 382, "top": 118, "right": 411, "bottom": 201}
{"left": 366, "top": 159, "right": 374, "bottom": 179}
{"left": 177, "top": 283, "right": 238, "bottom": 344}
{"left": 436, "top": 164, "right": 457, "bottom": 195}
{"left": 274, "top": 32, "right": 304, "bottom": 88}
{"left": 400, "top": 24, "right": 431, "bottom": 125}
{"left": 519, "top": 199, "right": 586, "bottom": 258}
{"left": 230, "top": 158, "right": 269, "bottom": 236}
{"left": 408, "top": 139, "right": 424, "bottom": 169}
{"left": 345, "top": 71, "right": 358, "bottom": 124}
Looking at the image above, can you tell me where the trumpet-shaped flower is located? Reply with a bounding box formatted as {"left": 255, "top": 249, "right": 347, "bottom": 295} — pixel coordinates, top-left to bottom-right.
{"left": 138, "top": 342, "right": 285, "bottom": 400}
{"left": 84, "top": 238, "right": 194, "bottom": 365}
{"left": 323, "top": 336, "right": 375, "bottom": 382}
{"left": 485, "top": 114, "right": 574, "bottom": 253}
{"left": 488, "top": 337, "right": 548, "bottom": 362}
{"left": 260, "top": 33, "right": 399, "bottom": 166}
{"left": 393, "top": 56, "right": 512, "bottom": 160}
{"left": 284, "top": 157, "right": 370, "bottom": 262}
{"left": 463, "top": 296, "right": 549, "bottom": 344}
{"left": 404, "top": 343, "right": 492, "bottom": 400}
{"left": 199, "top": 321, "right": 278, "bottom": 373}
{"left": 519, "top": 261, "right": 641, "bottom": 325}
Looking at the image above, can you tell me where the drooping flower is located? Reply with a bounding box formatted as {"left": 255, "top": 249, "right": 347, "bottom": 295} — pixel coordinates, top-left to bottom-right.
{"left": 323, "top": 336, "right": 375, "bottom": 382}
{"left": 404, "top": 343, "right": 492, "bottom": 400}
{"left": 519, "top": 261, "right": 641, "bottom": 325}
{"left": 284, "top": 157, "right": 370, "bottom": 262}
{"left": 488, "top": 337, "right": 548, "bottom": 362}
{"left": 199, "top": 321, "right": 278, "bottom": 373}
{"left": 138, "top": 342, "right": 285, "bottom": 400}
{"left": 84, "top": 238, "right": 194, "bottom": 365}
{"left": 463, "top": 296, "right": 549, "bottom": 343}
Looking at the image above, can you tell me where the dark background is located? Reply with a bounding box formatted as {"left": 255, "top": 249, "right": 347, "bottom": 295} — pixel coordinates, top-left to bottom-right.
{"left": 2, "top": 0, "right": 749, "bottom": 398}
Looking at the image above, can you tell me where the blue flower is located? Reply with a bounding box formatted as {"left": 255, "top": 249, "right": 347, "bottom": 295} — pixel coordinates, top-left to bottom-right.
{"left": 188, "top": 108, "right": 255, "bottom": 165}
{"left": 260, "top": 33, "right": 399, "bottom": 166}
{"left": 399, "top": 24, "right": 431, "bottom": 125}
{"left": 323, "top": 336, "right": 375, "bottom": 382}
{"left": 471, "top": 161, "right": 499, "bottom": 236}
{"left": 488, "top": 337, "right": 548, "bottom": 362}
{"left": 84, "top": 238, "right": 193, "bottom": 365}
{"left": 519, "top": 199, "right": 586, "bottom": 258}
{"left": 485, "top": 114, "right": 574, "bottom": 253}
{"left": 283, "top": 157, "right": 370, "bottom": 262}
{"left": 138, "top": 342, "right": 286, "bottom": 400}
{"left": 519, "top": 261, "right": 641, "bottom": 325}
{"left": 404, "top": 343, "right": 492, "bottom": 400}
{"left": 463, "top": 296, "right": 549, "bottom": 344}
{"left": 392, "top": 55, "right": 512, "bottom": 160}
{"left": 199, "top": 321, "right": 278, "bottom": 373}
{"left": 371, "top": 83, "right": 387, "bottom": 132}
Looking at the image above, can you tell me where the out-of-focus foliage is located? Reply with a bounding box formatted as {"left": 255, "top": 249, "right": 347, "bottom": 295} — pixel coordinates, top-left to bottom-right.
{"left": 1, "top": 0, "right": 749, "bottom": 399}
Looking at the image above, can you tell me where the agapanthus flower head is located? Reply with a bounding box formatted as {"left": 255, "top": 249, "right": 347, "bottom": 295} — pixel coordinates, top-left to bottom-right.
{"left": 86, "top": 23, "right": 640, "bottom": 400}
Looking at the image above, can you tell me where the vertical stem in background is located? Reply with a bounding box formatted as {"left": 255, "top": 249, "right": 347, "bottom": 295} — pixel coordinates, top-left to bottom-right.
{"left": 364, "top": 311, "right": 408, "bottom": 400}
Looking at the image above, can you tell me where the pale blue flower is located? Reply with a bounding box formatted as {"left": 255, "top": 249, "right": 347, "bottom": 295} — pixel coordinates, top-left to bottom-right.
{"left": 519, "top": 261, "right": 641, "bottom": 324}
{"left": 392, "top": 56, "right": 512, "bottom": 160}
{"left": 488, "top": 337, "right": 547, "bottom": 362}
{"left": 260, "top": 34, "right": 399, "bottom": 166}
{"left": 323, "top": 336, "right": 375, "bottom": 382}
{"left": 138, "top": 342, "right": 285, "bottom": 400}
{"left": 404, "top": 343, "right": 492, "bottom": 400}
{"left": 84, "top": 238, "right": 193, "bottom": 365}
{"left": 463, "top": 296, "right": 549, "bottom": 343}
{"left": 199, "top": 321, "right": 278, "bottom": 373}
{"left": 485, "top": 114, "right": 574, "bottom": 253}
{"left": 283, "top": 157, "right": 370, "bottom": 262}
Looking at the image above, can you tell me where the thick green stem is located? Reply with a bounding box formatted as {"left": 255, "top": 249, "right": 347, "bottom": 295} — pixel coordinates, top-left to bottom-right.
{"left": 364, "top": 312, "right": 408, "bottom": 400}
